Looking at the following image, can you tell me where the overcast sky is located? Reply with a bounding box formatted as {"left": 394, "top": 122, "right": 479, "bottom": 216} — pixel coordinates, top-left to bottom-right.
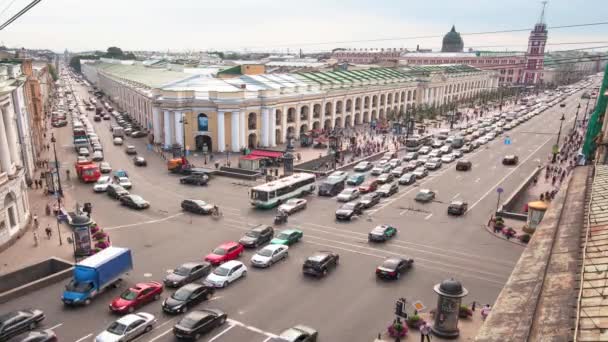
{"left": 1, "top": 0, "right": 607, "bottom": 53}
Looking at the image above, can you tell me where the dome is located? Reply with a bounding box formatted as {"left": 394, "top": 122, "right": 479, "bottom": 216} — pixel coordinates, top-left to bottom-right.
{"left": 439, "top": 278, "right": 464, "bottom": 295}
{"left": 441, "top": 25, "right": 464, "bottom": 53}
{"left": 71, "top": 215, "right": 92, "bottom": 226}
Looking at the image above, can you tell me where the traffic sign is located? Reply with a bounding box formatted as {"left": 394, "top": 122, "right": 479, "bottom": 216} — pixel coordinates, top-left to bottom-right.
{"left": 504, "top": 137, "right": 511, "bottom": 145}
{"left": 497, "top": 187, "right": 504, "bottom": 194}
{"left": 412, "top": 301, "right": 426, "bottom": 312}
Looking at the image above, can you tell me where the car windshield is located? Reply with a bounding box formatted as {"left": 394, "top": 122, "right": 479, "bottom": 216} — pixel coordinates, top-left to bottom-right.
{"left": 107, "top": 322, "right": 128, "bottom": 335}
{"left": 120, "top": 290, "right": 138, "bottom": 300}
{"left": 257, "top": 248, "right": 274, "bottom": 257}
{"left": 276, "top": 232, "right": 290, "bottom": 240}
{"left": 65, "top": 280, "right": 91, "bottom": 292}
{"left": 212, "top": 247, "right": 227, "bottom": 255}
{"left": 174, "top": 266, "right": 191, "bottom": 276}
{"left": 286, "top": 199, "right": 299, "bottom": 205}
{"left": 172, "top": 287, "right": 193, "bottom": 301}
{"left": 119, "top": 177, "right": 129, "bottom": 183}
{"left": 382, "top": 259, "right": 400, "bottom": 269}
{"left": 342, "top": 189, "right": 355, "bottom": 195}
{"left": 213, "top": 266, "right": 230, "bottom": 276}
{"left": 131, "top": 196, "right": 145, "bottom": 204}
{"left": 245, "top": 230, "right": 260, "bottom": 238}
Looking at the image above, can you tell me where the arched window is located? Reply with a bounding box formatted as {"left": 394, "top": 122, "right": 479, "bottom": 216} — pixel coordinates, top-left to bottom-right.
{"left": 198, "top": 114, "right": 208, "bottom": 132}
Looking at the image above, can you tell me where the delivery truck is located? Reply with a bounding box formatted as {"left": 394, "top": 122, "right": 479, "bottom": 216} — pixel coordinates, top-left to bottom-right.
{"left": 62, "top": 247, "right": 133, "bottom": 306}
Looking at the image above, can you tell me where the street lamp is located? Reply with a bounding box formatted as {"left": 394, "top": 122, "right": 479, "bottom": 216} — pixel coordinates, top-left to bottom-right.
{"left": 180, "top": 114, "right": 187, "bottom": 157}
{"left": 572, "top": 103, "right": 581, "bottom": 131}
{"left": 50, "top": 133, "right": 63, "bottom": 246}
{"left": 551, "top": 113, "right": 566, "bottom": 163}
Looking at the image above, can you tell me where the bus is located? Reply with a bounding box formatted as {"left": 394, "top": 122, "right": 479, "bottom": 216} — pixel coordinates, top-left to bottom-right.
{"left": 405, "top": 134, "right": 433, "bottom": 152}
{"left": 250, "top": 173, "right": 316, "bottom": 209}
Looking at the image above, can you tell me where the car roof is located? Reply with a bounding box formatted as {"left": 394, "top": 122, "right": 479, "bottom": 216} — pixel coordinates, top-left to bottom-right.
{"left": 261, "top": 244, "right": 285, "bottom": 252}
{"left": 419, "top": 189, "right": 431, "bottom": 193}
{"left": 307, "top": 252, "right": 332, "bottom": 262}
{"left": 116, "top": 313, "right": 146, "bottom": 325}
{"left": 219, "top": 260, "right": 243, "bottom": 268}
{"left": 280, "top": 229, "right": 300, "bottom": 234}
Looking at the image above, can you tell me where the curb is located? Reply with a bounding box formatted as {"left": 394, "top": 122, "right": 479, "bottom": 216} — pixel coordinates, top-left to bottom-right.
{"left": 482, "top": 223, "right": 528, "bottom": 247}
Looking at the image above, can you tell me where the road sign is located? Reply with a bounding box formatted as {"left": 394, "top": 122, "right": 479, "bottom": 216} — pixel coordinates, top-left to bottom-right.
{"left": 497, "top": 187, "right": 504, "bottom": 194}
{"left": 504, "top": 137, "right": 511, "bottom": 145}
{"left": 412, "top": 301, "right": 426, "bottom": 312}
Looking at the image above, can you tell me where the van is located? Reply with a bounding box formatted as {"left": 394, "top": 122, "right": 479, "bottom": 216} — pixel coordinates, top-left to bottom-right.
{"left": 318, "top": 178, "right": 345, "bottom": 197}
{"left": 112, "top": 127, "right": 124, "bottom": 138}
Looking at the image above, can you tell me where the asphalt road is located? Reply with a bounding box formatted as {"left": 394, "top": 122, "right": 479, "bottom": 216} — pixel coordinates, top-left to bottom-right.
{"left": 0, "top": 77, "right": 596, "bottom": 342}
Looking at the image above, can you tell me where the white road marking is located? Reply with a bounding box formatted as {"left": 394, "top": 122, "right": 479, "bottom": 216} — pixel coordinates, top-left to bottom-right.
{"left": 148, "top": 327, "right": 174, "bottom": 342}
{"left": 49, "top": 323, "right": 63, "bottom": 330}
{"left": 226, "top": 319, "right": 278, "bottom": 338}
{"left": 475, "top": 178, "right": 481, "bottom": 183}
{"left": 74, "top": 333, "right": 92, "bottom": 342}
{"left": 143, "top": 273, "right": 152, "bottom": 277}
{"left": 424, "top": 213, "right": 433, "bottom": 220}
{"left": 452, "top": 193, "right": 460, "bottom": 200}
{"left": 208, "top": 324, "right": 236, "bottom": 342}
{"left": 105, "top": 212, "right": 184, "bottom": 231}
{"left": 263, "top": 337, "right": 274, "bottom": 342}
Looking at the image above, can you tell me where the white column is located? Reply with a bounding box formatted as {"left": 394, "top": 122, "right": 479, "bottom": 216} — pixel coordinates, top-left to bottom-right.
{"left": 239, "top": 111, "right": 246, "bottom": 149}
{"left": 3, "top": 106, "right": 19, "bottom": 167}
{"left": 0, "top": 110, "right": 13, "bottom": 174}
{"left": 152, "top": 107, "right": 161, "bottom": 144}
{"left": 163, "top": 110, "right": 172, "bottom": 148}
{"left": 217, "top": 111, "right": 225, "bottom": 152}
{"left": 282, "top": 106, "right": 288, "bottom": 143}
{"left": 270, "top": 108, "right": 277, "bottom": 147}
{"left": 261, "top": 107, "right": 269, "bottom": 147}
{"left": 331, "top": 100, "right": 337, "bottom": 129}
{"left": 231, "top": 112, "right": 239, "bottom": 152}
{"left": 174, "top": 111, "right": 183, "bottom": 148}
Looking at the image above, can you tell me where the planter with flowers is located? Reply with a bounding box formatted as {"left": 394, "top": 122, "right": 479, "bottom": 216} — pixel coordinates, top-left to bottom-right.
{"left": 502, "top": 227, "right": 516, "bottom": 239}
{"left": 459, "top": 304, "right": 473, "bottom": 319}
{"left": 518, "top": 233, "right": 531, "bottom": 244}
{"left": 387, "top": 319, "right": 408, "bottom": 338}
{"left": 406, "top": 314, "right": 425, "bottom": 329}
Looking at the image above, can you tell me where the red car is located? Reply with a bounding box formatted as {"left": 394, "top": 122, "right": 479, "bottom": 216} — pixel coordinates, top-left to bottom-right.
{"left": 204, "top": 241, "right": 244, "bottom": 265}
{"left": 359, "top": 180, "right": 379, "bottom": 194}
{"left": 109, "top": 281, "right": 163, "bottom": 314}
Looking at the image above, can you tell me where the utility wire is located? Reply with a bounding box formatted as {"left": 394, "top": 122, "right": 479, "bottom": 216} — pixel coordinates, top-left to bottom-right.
{"left": 0, "top": 0, "right": 19, "bottom": 20}
{"left": 0, "top": 0, "right": 41, "bottom": 31}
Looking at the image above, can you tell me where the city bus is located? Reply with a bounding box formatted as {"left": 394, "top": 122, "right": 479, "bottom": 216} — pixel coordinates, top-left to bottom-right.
{"left": 405, "top": 134, "right": 433, "bottom": 152}
{"left": 250, "top": 173, "right": 316, "bottom": 209}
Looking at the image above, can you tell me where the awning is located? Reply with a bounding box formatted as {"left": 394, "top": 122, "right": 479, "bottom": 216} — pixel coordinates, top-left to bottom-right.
{"left": 250, "top": 150, "right": 284, "bottom": 158}
{"left": 240, "top": 155, "right": 265, "bottom": 160}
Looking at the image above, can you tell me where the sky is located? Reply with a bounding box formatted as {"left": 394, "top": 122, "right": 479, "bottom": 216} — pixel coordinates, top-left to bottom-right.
{"left": 0, "top": 0, "right": 607, "bottom": 53}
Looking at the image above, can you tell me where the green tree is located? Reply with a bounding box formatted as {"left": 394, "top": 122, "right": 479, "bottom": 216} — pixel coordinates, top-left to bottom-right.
{"left": 105, "top": 46, "right": 124, "bottom": 59}
{"left": 47, "top": 63, "right": 58, "bottom": 81}
{"left": 124, "top": 52, "right": 136, "bottom": 60}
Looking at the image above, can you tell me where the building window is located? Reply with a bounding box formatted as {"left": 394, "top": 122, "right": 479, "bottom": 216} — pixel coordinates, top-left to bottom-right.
{"left": 197, "top": 114, "right": 209, "bottom": 131}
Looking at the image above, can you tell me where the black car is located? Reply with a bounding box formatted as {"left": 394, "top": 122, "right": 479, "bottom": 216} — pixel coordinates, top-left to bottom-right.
{"left": 173, "top": 309, "right": 227, "bottom": 339}
{"left": 107, "top": 184, "right": 129, "bottom": 199}
{"left": 180, "top": 174, "right": 209, "bottom": 186}
{"left": 239, "top": 225, "right": 274, "bottom": 248}
{"left": 456, "top": 160, "right": 472, "bottom": 171}
{"left": 131, "top": 131, "right": 148, "bottom": 138}
{"left": 359, "top": 192, "right": 382, "bottom": 209}
{"left": 375, "top": 257, "right": 414, "bottom": 280}
{"left": 163, "top": 262, "right": 213, "bottom": 288}
{"left": 120, "top": 194, "right": 150, "bottom": 209}
{"left": 0, "top": 309, "right": 45, "bottom": 341}
{"left": 377, "top": 183, "right": 398, "bottom": 197}
{"left": 398, "top": 173, "right": 416, "bottom": 185}
{"left": 51, "top": 120, "right": 67, "bottom": 127}
{"left": 447, "top": 201, "right": 468, "bottom": 216}
{"left": 93, "top": 115, "right": 102, "bottom": 122}
{"left": 502, "top": 155, "right": 519, "bottom": 165}
{"left": 162, "top": 283, "right": 215, "bottom": 314}
{"left": 302, "top": 251, "right": 339, "bottom": 277}
{"left": 12, "top": 329, "right": 57, "bottom": 342}
{"left": 133, "top": 156, "right": 147, "bottom": 166}
{"left": 103, "top": 114, "right": 111, "bottom": 120}
{"left": 181, "top": 199, "right": 214, "bottom": 215}
{"left": 335, "top": 201, "right": 364, "bottom": 220}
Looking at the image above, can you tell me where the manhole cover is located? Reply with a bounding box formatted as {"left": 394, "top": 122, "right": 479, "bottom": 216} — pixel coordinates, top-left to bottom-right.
{"left": 144, "top": 244, "right": 152, "bottom": 248}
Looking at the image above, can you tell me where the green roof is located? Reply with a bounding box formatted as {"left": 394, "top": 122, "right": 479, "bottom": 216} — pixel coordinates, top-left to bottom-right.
{"left": 294, "top": 67, "right": 414, "bottom": 86}
{"left": 401, "top": 64, "right": 482, "bottom": 76}
{"left": 95, "top": 62, "right": 189, "bottom": 88}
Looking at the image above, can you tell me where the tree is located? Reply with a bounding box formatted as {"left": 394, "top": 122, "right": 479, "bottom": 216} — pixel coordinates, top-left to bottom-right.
{"left": 47, "top": 63, "right": 58, "bottom": 81}
{"left": 124, "top": 52, "right": 136, "bottom": 60}
{"left": 69, "top": 55, "right": 99, "bottom": 73}
{"left": 105, "top": 46, "right": 124, "bottom": 59}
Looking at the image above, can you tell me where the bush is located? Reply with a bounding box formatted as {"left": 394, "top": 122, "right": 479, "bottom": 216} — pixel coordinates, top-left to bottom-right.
{"left": 387, "top": 321, "right": 408, "bottom": 338}
{"left": 406, "top": 314, "right": 424, "bottom": 329}
{"left": 519, "top": 234, "right": 531, "bottom": 243}
{"left": 459, "top": 304, "right": 473, "bottom": 318}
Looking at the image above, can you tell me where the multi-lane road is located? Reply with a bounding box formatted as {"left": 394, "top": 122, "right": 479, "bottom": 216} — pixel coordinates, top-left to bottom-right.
{"left": 0, "top": 77, "right": 595, "bottom": 341}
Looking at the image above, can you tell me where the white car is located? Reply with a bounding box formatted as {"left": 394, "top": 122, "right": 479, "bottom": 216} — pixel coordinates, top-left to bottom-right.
{"left": 78, "top": 147, "right": 90, "bottom": 157}
{"left": 204, "top": 260, "right": 247, "bottom": 288}
{"left": 95, "top": 312, "right": 156, "bottom": 342}
{"left": 92, "top": 150, "right": 104, "bottom": 161}
{"left": 440, "top": 154, "right": 454, "bottom": 163}
{"left": 250, "top": 244, "right": 289, "bottom": 268}
{"left": 118, "top": 177, "right": 132, "bottom": 189}
{"left": 93, "top": 176, "right": 112, "bottom": 192}
{"left": 113, "top": 137, "right": 123, "bottom": 145}
{"left": 337, "top": 188, "right": 359, "bottom": 202}
{"left": 278, "top": 198, "right": 307, "bottom": 214}
{"left": 327, "top": 171, "right": 348, "bottom": 183}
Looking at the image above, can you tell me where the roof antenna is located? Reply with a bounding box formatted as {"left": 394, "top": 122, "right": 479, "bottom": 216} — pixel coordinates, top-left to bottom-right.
{"left": 538, "top": 1, "right": 548, "bottom": 24}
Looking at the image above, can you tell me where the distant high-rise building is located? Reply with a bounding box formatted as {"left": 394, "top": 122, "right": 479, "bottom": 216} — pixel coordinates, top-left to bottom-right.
{"left": 523, "top": 1, "right": 548, "bottom": 85}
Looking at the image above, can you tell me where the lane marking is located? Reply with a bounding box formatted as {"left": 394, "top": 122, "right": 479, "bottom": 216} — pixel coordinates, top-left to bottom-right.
{"left": 105, "top": 213, "right": 184, "bottom": 231}
{"left": 49, "top": 323, "right": 63, "bottom": 330}
{"left": 208, "top": 324, "right": 236, "bottom": 342}
{"left": 75, "top": 333, "right": 92, "bottom": 342}
{"left": 425, "top": 213, "right": 433, "bottom": 220}
{"left": 452, "top": 193, "right": 460, "bottom": 200}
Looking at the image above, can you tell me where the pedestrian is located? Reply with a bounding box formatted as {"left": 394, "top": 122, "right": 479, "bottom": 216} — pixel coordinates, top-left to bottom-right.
{"left": 66, "top": 169, "right": 70, "bottom": 180}
{"left": 33, "top": 214, "right": 39, "bottom": 230}
{"left": 481, "top": 304, "right": 491, "bottom": 320}
{"left": 33, "top": 230, "right": 39, "bottom": 247}
{"left": 420, "top": 321, "right": 432, "bottom": 342}
{"left": 45, "top": 224, "right": 52, "bottom": 239}
{"left": 533, "top": 177, "right": 538, "bottom": 186}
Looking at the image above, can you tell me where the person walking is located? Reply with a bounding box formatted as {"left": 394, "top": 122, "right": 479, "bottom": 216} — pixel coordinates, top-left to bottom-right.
{"left": 33, "top": 230, "right": 39, "bottom": 247}
{"left": 419, "top": 321, "right": 432, "bottom": 342}
{"left": 33, "top": 214, "right": 39, "bottom": 230}
{"left": 45, "top": 224, "right": 52, "bottom": 239}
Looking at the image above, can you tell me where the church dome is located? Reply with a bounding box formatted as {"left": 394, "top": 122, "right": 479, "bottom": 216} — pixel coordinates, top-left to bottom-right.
{"left": 441, "top": 25, "right": 464, "bottom": 53}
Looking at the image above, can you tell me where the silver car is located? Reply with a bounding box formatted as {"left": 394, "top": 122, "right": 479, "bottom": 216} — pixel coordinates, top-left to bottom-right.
{"left": 278, "top": 198, "right": 307, "bottom": 214}
{"left": 337, "top": 188, "right": 360, "bottom": 202}
{"left": 250, "top": 244, "right": 289, "bottom": 268}
{"left": 95, "top": 312, "right": 156, "bottom": 342}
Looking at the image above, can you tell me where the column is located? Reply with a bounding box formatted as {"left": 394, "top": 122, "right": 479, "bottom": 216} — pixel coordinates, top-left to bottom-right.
{"left": 331, "top": 100, "right": 337, "bottom": 129}
{"left": 270, "top": 108, "right": 277, "bottom": 147}
{"left": 174, "top": 111, "right": 183, "bottom": 148}
{"left": 3, "top": 106, "right": 19, "bottom": 167}
{"left": 261, "top": 107, "right": 269, "bottom": 147}
{"left": 231, "top": 112, "right": 239, "bottom": 152}
{"left": 0, "top": 110, "right": 13, "bottom": 174}
{"left": 239, "top": 111, "right": 246, "bottom": 149}
{"left": 282, "top": 106, "right": 288, "bottom": 143}
{"left": 163, "top": 110, "right": 172, "bottom": 148}
{"left": 152, "top": 107, "right": 161, "bottom": 144}
{"left": 217, "top": 111, "right": 225, "bottom": 152}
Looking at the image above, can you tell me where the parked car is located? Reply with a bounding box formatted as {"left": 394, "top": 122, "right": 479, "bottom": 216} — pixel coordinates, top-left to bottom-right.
{"left": 117, "top": 177, "right": 132, "bottom": 189}
{"left": 337, "top": 188, "right": 360, "bottom": 202}
{"left": 354, "top": 161, "right": 373, "bottom": 172}
{"left": 391, "top": 166, "right": 406, "bottom": 177}
{"left": 359, "top": 192, "right": 382, "bottom": 209}
{"left": 172, "top": 309, "right": 227, "bottom": 339}
{"left": 109, "top": 282, "right": 163, "bottom": 314}
{"left": 131, "top": 131, "right": 147, "bottom": 138}
{"left": 93, "top": 176, "right": 112, "bottom": 193}
{"left": 181, "top": 199, "right": 214, "bottom": 215}
{"left": 204, "top": 242, "right": 244, "bottom": 265}
{"left": 125, "top": 145, "right": 137, "bottom": 155}
{"left": 204, "top": 260, "right": 247, "bottom": 288}
{"left": 163, "top": 262, "right": 212, "bottom": 288}
{"left": 368, "top": 225, "right": 397, "bottom": 242}
{"left": 398, "top": 173, "right": 416, "bottom": 185}
{"left": 107, "top": 184, "right": 129, "bottom": 199}
{"left": 414, "top": 189, "right": 436, "bottom": 203}
{"left": 302, "top": 251, "right": 339, "bottom": 277}
{"left": 376, "top": 257, "right": 414, "bottom": 280}
{"left": 376, "top": 173, "right": 394, "bottom": 184}
{"left": 12, "top": 329, "right": 57, "bottom": 342}
{"left": 180, "top": 174, "right": 209, "bottom": 186}
{"left": 502, "top": 155, "right": 519, "bottom": 165}
{"left": 120, "top": 194, "right": 149, "bottom": 209}
{"left": 447, "top": 201, "right": 468, "bottom": 216}
{"left": 133, "top": 156, "right": 147, "bottom": 166}
{"left": 91, "top": 151, "right": 104, "bottom": 161}
{"left": 113, "top": 137, "right": 123, "bottom": 145}
{"left": 99, "top": 162, "right": 112, "bottom": 174}
{"left": 402, "top": 152, "right": 418, "bottom": 161}
{"left": 277, "top": 325, "right": 318, "bottom": 342}
{"left": 358, "top": 180, "right": 379, "bottom": 194}
{"left": 239, "top": 225, "right": 274, "bottom": 248}
{"left": 335, "top": 201, "right": 364, "bottom": 220}
{"left": 250, "top": 244, "right": 289, "bottom": 268}
{"left": 95, "top": 312, "right": 156, "bottom": 342}
{"left": 377, "top": 183, "right": 398, "bottom": 197}
{"left": 162, "top": 283, "right": 215, "bottom": 314}
{"left": 0, "top": 309, "right": 45, "bottom": 341}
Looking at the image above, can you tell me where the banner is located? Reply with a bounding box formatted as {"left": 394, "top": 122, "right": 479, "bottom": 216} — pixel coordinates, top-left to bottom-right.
{"left": 73, "top": 226, "right": 91, "bottom": 256}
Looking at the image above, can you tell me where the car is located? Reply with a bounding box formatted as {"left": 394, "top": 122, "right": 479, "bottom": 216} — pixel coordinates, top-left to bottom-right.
{"left": 113, "top": 137, "right": 123, "bottom": 145}
{"left": 133, "top": 156, "right": 147, "bottom": 166}
{"left": 419, "top": 146, "right": 431, "bottom": 154}
{"left": 424, "top": 158, "right": 442, "bottom": 170}
{"left": 440, "top": 154, "right": 454, "bottom": 163}
{"left": 447, "top": 201, "right": 468, "bottom": 215}
{"left": 377, "top": 183, "right": 398, "bottom": 197}
{"left": 502, "top": 155, "right": 519, "bottom": 165}
{"left": 12, "top": 329, "right": 57, "bottom": 342}
{"left": 302, "top": 251, "right": 339, "bottom": 277}
{"left": 431, "top": 140, "right": 443, "bottom": 148}
{"left": 0, "top": 309, "right": 45, "bottom": 341}
{"left": 368, "top": 224, "right": 398, "bottom": 242}
{"left": 370, "top": 167, "right": 384, "bottom": 176}
{"left": 239, "top": 224, "right": 274, "bottom": 248}
{"left": 117, "top": 177, "right": 132, "bottom": 189}
{"left": 120, "top": 194, "right": 150, "bottom": 209}
{"left": 405, "top": 160, "right": 419, "bottom": 171}
{"left": 91, "top": 151, "right": 103, "bottom": 163}
{"left": 398, "top": 173, "right": 416, "bottom": 185}
{"left": 439, "top": 145, "right": 452, "bottom": 155}
{"left": 461, "top": 144, "right": 474, "bottom": 153}
{"left": 391, "top": 166, "right": 406, "bottom": 177}
{"left": 204, "top": 241, "right": 244, "bottom": 265}
{"left": 456, "top": 160, "right": 472, "bottom": 171}
{"left": 277, "top": 325, "right": 318, "bottom": 342}
{"left": 92, "top": 143, "right": 103, "bottom": 152}
{"left": 335, "top": 201, "right": 364, "bottom": 220}
{"left": 180, "top": 173, "right": 209, "bottom": 186}
{"left": 346, "top": 174, "right": 365, "bottom": 186}
{"left": 131, "top": 131, "right": 147, "bottom": 138}
{"left": 172, "top": 309, "right": 227, "bottom": 340}
{"left": 376, "top": 173, "right": 394, "bottom": 184}
{"left": 52, "top": 120, "right": 67, "bottom": 127}
{"left": 388, "top": 158, "right": 401, "bottom": 169}
{"left": 376, "top": 257, "right": 414, "bottom": 280}
{"left": 327, "top": 171, "right": 348, "bottom": 183}
{"left": 428, "top": 149, "right": 442, "bottom": 158}
{"left": 107, "top": 184, "right": 129, "bottom": 199}
{"left": 402, "top": 152, "right": 418, "bottom": 161}
{"left": 95, "top": 312, "right": 156, "bottom": 342}
{"left": 270, "top": 229, "right": 303, "bottom": 245}
{"left": 354, "top": 161, "right": 373, "bottom": 172}
{"left": 78, "top": 147, "right": 90, "bottom": 157}
{"left": 181, "top": 199, "right": 214, "bottom": 215}
{"left": 93, "top": 176, "right": 112, "bottom": 192}
{"left": 94, "top": 115, "right": 102, "bottom": 122}
{"left": 452, "top": 150, "right": 463, "bottom": 159}
{"left": 415, "top": 189, "right": 436, "bottom": 203}
{"left": 103, "top": 114, "right": 111, "bottom": 120}
{"left": 359, "top": 192, "right": 382, "bottom": 209}
{"left": 204, "top": 260, "right": 247, "bottom": 288}
{"left": 162, "top": 284, "right": 215, "bottom": 314}
{"left": 276, "top": 198, "right": 306, "bottom": 214}
{"left": 358, "top": 180, "right": 379, "bottom": 194}
{"left": 125, "top": 145, "right": 137, "bottom": 155}
{"left": 412, "top": 167, "right": 428, "bottom": 179}
{"left": 250, "top": 244, "right": 289, "bottom": 268}
{"left": 337, "top": 188, "right": 360, "bottom": 202}
{"left": 124, "top": 128, "right": 133, "bottom": 135}
{"left": 109, "top": 282, "right": 163, "bottom": 314}
{"left": 163, "top": 262, "right": 212, "bottom": 288}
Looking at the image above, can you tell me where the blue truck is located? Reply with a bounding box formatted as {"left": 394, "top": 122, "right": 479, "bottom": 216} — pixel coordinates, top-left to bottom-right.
{"left": 62, "top": 247, "right": 133, "bottom": 306}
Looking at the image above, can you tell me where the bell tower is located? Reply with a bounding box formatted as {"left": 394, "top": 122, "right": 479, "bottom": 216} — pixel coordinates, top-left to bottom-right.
{"left": 523, "top": 1, "right": 548, "bottom": 85}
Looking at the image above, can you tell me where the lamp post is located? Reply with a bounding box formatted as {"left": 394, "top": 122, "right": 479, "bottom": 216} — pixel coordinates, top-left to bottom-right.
{"left": 551, "top": 113, "right": 566, "bottom": 163}
{"left": 180, "top": 114, "right": 187, "bottom": 157}
{"left": 572, "top": 103, "right": 581, "bottom": 131}
{"left": 50, "top": 133, "right": 63, "bottom": 246}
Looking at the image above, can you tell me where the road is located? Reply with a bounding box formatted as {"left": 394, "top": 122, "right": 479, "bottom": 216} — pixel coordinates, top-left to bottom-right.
{"left": 0, "top": 75, "right": 595, "bottom": 342}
